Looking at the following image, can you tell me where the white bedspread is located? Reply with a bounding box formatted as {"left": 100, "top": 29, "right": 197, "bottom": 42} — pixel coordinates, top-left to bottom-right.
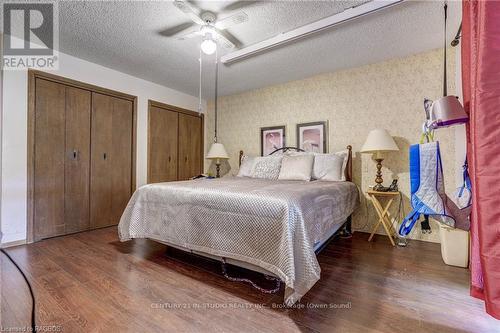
{"left": 118, "top": 177, "right": 358, "bottom": 304}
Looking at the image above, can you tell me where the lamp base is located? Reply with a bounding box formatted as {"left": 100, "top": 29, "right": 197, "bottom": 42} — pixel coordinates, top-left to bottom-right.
{"left": 216, "top": 163, "right": 221, "bottom": 178}
{"left": 374, "top": 158, "right": 384, "bottom": 189}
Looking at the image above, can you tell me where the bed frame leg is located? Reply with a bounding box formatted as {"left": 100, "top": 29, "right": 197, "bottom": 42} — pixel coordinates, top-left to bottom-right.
{"left": 340, "top": 216, "right": 352, "bottom": 238}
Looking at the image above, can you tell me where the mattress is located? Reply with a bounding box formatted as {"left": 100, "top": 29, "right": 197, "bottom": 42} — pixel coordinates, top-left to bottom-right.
{"left": 118, "top": 176, "right": 359, "bottom": 305}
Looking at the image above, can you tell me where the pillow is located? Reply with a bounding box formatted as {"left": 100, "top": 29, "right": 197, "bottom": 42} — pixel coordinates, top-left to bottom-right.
{"left": 333, "top": 150, "right": 349, "bottom": 181}
{"left": 237, "top": 155, "right": 255, "bottom": 177}
{"left": 312, "top": 154, "right": 345, "bottom": 181}
{"left": 251, "top": 156, "right": 283, "bottom": 180}
{"left": 312, "top": 150, "right": 348, "bottom": 181}
{"left": 278, "top": 155, "right": 314, "bottom": 181}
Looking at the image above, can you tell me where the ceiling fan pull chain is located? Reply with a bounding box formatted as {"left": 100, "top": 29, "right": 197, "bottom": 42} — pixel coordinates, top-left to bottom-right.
{"left": 198, "top": 47, "right": 202, "bottom": 114}
{"left": 214, "top": 47, "right": 219, "bottom": 143}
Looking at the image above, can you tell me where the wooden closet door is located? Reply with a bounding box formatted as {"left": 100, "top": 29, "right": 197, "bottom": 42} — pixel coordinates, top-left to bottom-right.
{"left": 34, "top": 79, "right": 66, "bottom": 240}
{"left": 64, "top": 86, "right": 91, "bottom": 234}
{"left": 33, "top": 79, "right": 91, "bottom": 240}
{"left": 178, "top": 113, "right": 202, "bottom": 180}
{"left": 90, "top": 93, "right": 133, "bottom": 228}
{"left": 148, "top": 106, "right": 178, "bottom": 183}
{"left": 111, "top": 97, "right": 134, "bottom": 224}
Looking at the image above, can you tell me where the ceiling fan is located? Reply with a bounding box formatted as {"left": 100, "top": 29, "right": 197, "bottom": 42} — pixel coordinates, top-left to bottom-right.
{"left": 160, "top": 0, "right": 250, "bottom": 55}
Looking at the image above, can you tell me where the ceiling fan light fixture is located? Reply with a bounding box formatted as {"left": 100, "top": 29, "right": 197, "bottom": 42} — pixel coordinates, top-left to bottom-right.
{"left": 167, "top": 1, "right": 243, "bottom": 52}
{"left": 201, "top": 36, "right": 217, "bottom": 55}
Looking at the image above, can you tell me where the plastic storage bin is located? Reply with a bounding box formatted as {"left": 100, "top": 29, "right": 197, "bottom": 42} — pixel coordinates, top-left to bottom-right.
{"left": 439, "top": 224, "right": 469, "bottom": 268}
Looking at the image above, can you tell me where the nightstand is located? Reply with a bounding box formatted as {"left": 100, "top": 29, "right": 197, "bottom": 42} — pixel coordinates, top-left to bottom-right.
{"left": 366, "top": 190, "right": 400, "bottom": 246}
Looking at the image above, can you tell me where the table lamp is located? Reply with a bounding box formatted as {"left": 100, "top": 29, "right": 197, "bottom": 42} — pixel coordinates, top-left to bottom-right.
{"left": 207, "top": 142, "right": 229, "bottom": 178}
{"left": 360, "top": 129, "right": 399, "bottom": 190}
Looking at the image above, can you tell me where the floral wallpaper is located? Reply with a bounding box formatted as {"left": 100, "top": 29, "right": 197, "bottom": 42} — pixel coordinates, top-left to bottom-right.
{"left": 206, "top": 48, "right": 459, "bottom": 243}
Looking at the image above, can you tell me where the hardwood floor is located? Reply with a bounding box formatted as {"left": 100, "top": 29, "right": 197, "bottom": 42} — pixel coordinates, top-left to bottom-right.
{"left": 1, "top": 228, "right": 498, "bottom": 332}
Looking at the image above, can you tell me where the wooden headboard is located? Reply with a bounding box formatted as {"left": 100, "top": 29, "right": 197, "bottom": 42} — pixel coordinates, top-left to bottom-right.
{"left": 238, "top": 145, "right": 353, "bottom": 182}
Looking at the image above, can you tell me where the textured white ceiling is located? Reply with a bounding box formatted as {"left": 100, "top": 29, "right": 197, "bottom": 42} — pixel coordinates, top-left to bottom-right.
{"left": 57, "top": 1, "right": 461, "bottom": 98}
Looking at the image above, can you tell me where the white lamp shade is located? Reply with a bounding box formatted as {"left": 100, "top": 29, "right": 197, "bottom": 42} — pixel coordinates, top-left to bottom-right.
{"left": 360, "top": 129, "right": 399, "bottom": 153}
{"left": 207, "top": 143, "right": 229, "bottom": 159}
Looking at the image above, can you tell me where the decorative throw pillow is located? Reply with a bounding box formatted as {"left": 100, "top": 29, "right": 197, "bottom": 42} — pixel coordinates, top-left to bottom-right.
{"left": 251, "top": 156, "right": 283, "bottom": 180}
{"left": 278, "top": 155, "right": 314, "bottom": 181}
{"left": 237, "top": 155, "right": 255, "bottom": 177}
{"left": 333, "top": 150, "right": 349, "bottom": 181}
{"left": 312, "top": 153, "right": 345, "bottom": 181}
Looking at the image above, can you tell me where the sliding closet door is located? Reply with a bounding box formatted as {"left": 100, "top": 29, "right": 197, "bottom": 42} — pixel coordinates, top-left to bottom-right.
{"left": 64, "top": 86, "right": 91, "bottom": 234}
{"left": 148, "top": 106, "right": 178, "bottom": 183}
{"left": 178, "top": 113, "right": 202, "bottom": 180}
{"left": 90, "top": 93, "right": 133, "bottom": 228}
{"left": 33, "top": 79, "right": 66, "bottom": 240}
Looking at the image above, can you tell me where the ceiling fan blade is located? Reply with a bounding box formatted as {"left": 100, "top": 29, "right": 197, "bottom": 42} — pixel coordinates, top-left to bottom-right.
{"left": 213, "top": 30, "right": 236, "bottom": 49}
{"left": 176, "top": 29, "right": 202, "bottom": 40}
{"left": 214, "top": 29, "right": 242, "bottom": 48}
{"left": 215, "top": 12, "right": 248, "bottom": 30}
{"left": 173, "top": 0, "right": 205, "bottom": 25}
{"left": 221, "top": 1, "right": 261, "bottom": 12}
{"left": 214, "top": 11, "right": 248, "bottom": 30}
{"left": 157, "top": 22, "right": 194, "bottom": 37}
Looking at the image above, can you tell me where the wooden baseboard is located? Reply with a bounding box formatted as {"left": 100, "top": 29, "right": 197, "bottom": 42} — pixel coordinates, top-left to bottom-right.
{"left": 0, "top": 239, "right": 27, "bottom": 248}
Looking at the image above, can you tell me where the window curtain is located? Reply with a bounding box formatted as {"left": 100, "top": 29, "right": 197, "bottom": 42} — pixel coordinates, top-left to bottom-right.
{"left": 462, "top": 0, "right": 500, "bottom": 320}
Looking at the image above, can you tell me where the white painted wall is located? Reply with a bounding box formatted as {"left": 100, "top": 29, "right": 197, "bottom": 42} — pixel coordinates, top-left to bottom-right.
{"left": 1, "top": 50, "right": 204, "bottom": 244}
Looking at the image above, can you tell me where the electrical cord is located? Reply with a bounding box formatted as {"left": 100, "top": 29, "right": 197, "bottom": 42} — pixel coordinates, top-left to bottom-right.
{"left": 371, "top": 190, "right": 405, "bottom": 245}
{"left": 356, "top": 185, "right": 399, "bottom": 234}
{"left": 353, "top": 185, "right": 371, "bottom": 232}
{"left": 0, "top": 248, "right": 36, "bottom": 331}
{"left": 393, "top": 191, "right": 409, "bottom": 246}
{"left": 340, "top": 184, "right": 415, "bottom": 244}
{"left": 394, "top": 191, "right": 426, "bottom": 245}
{"left": 362, "top": 188, "right": 409, "bottom": 246}
{"left": 221, "top": 258, "right": 281, "bottom": 294}
{"left": 388, "top": 191, "right": 405, "bottom": 234}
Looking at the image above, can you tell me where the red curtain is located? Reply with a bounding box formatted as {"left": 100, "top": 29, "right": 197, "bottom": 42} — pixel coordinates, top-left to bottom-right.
{"left": 462, "top": 0, "right": 500, "bottom": 320}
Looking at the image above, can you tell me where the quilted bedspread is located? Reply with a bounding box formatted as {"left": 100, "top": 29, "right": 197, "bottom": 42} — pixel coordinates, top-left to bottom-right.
{"left": 118, "top": 177, "right": 358, "bottom": 305}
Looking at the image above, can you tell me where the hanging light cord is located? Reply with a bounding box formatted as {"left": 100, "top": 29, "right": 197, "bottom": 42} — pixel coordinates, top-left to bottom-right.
{"left": 214, "top": 48, "right": 219, "bottom": 143}
{"left": 451, "top": 23, "right": 462, "bottom": 47}
{"left": 443, "top": 1, "right": 448, "bottom": 97}
{"left": 198, "top": 48, "right": 203, "bottom": 114}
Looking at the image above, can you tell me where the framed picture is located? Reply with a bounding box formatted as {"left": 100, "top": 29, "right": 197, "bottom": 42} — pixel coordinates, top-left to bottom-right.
{"left": 296, "top": 121, "right": 327, "bottom": 153}
{"left": 261, "top": 126, "right": 286, "bottom": 156}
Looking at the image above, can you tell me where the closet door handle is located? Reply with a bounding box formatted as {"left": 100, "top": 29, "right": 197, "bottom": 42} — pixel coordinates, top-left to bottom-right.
{"left": 72, "top": 150, "right": 77, "bottom": 160}
{"left": 185, "top": 156, "right": 188, "bottom": 163}
{"left": 103, "top": 153, "right": 107, "bottom": 160}
{"left": 168, "top": 156, "right": 171, "bottom": 163}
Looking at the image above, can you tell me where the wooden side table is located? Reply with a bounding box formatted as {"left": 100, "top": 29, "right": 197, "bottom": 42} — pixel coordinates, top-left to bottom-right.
{"left": 367, "top": 190, "right": 400, "bottom": 246}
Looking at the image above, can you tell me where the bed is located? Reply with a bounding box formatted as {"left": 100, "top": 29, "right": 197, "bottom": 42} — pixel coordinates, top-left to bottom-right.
{"left": 118, "top": 146, "right": 359, "bottom": 305}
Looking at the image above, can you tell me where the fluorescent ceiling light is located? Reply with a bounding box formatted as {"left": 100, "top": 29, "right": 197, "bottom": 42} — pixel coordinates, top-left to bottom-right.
{"left": 221, "top": 0, "right": 404, "bottom": 64}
